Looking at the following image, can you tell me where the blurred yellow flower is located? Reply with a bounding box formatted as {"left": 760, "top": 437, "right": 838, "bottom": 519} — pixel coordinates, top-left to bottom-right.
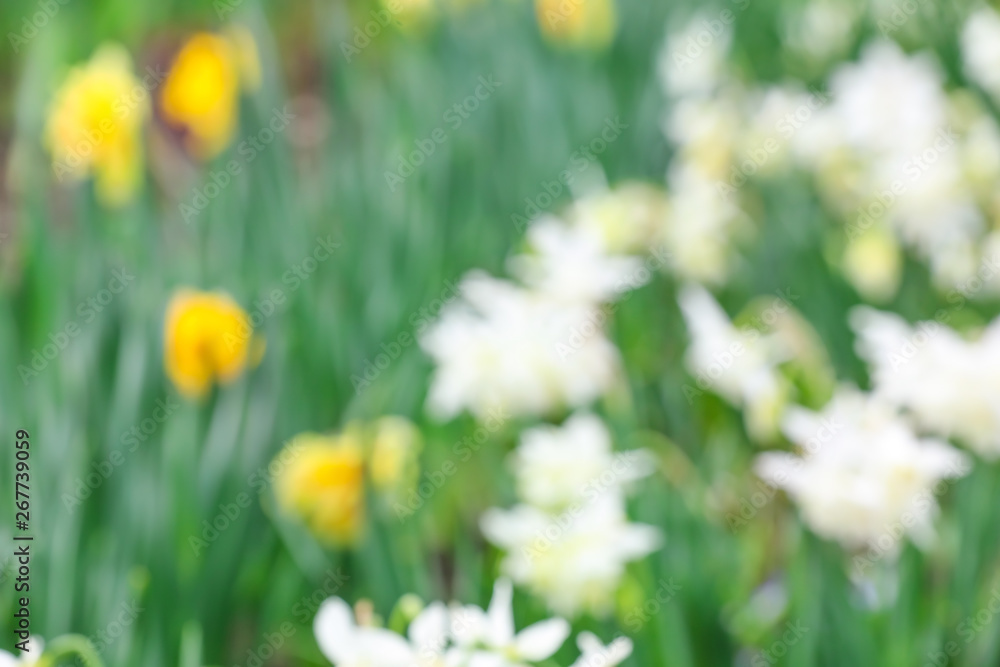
{"left": 161, "top": 29, "right": 259, "bottom": 159}
{"left": 164, "top": 289, "right": 262, "bottom": 398}
{"left": 273, "top": 432, "right": 366, "bottom": 545}
{"left": 368, "top": 416, "right": 422, "bottom": 497}
{"left": 45, "top": 44, "right": 148, "bottom": 207}
{"left": 842, "top": 226, "right": 902, "bottom": 303}
{"left": 535, "top": 0, "right": 617, "bottom": 49}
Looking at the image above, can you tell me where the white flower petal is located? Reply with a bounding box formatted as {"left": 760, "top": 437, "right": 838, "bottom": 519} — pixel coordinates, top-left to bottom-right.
{"left": 314, "top": 598, "right": 358, "bottom": 664}
{"left": 514, "top": 618, "right": 570, "bottom": 661}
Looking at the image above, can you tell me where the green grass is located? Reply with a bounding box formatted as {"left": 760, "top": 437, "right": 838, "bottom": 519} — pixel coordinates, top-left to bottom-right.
{"left": 2, "top": 0, "right": 1000, "bottom": 665}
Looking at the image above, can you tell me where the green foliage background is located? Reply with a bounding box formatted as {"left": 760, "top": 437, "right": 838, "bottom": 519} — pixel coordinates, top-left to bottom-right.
{"left": 3, "top": 0, "right": 1000, "bottom": 665}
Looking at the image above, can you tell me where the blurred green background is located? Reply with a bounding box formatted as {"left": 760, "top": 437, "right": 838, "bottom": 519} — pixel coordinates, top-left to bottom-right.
{"left": 4, "top": 0, "right": 1000, "bottom": 665}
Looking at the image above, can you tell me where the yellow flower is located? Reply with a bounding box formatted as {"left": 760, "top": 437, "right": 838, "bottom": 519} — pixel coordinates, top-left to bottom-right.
{"left": 45, "top": 44, "right": 148, "bottom": 207}
{"left": 368, "top": 416, "right": 422, "bottom": 497}
{"left": 385, "top": 0, "right": 436, "bottom": 31}
{"left": 273, "top": 432, "right": 366, "bottom": 545}
{"left": 535, "top": 0, "right": 617, "bottom": 49}
{"left": 163, "top": 289, "right": 262, "bottom": 398}
{"left": 160, "top": 29, "right": 259, "bottom": 159}
{"left": 842, "top": 225, "right": 902, "bottom": 303}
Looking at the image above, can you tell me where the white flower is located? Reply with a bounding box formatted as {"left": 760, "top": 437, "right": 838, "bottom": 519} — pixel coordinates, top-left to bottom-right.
{"left": 569, "top": 633, "right": 633, "bottom": 667}
{"left": 508, "top": 218, "right": 647, "bottom": 306}
{"left": 482, "top": 494, "right": 661, "bottom": 618}
{"left": 659, "top": 14, "right": 732, "bottom": 98}
{"left": 314, "top": 598, "right": 415, "bottom": 667}
{"left": 851, "top": 306, "right": 1000, "bottom": 458}
{"left": 755, "top": 387, "right": 969, "bottom": 550}
{"left": 826, "top": 41, "right": 946, "bottom": 157}
{"left": 0, "top": 638, "right": 43, "bottom": 667}
{"left": 481, "top": 413, "right": 660, "bottom": 616}
{"left": 565, "top": 184, "right": 670, "bottom": 256}
{"left": 962, "top": 7, "right": 1000, "bottom": 102}
{"left": 782, "top": 0, "right": 858, "bottom": 64}
{"left": 678, "top": 283, "right": 789, "bottom": 438}
{"left": 420, "top": 272, "right": 620, "bottom": 420}
{"left": 510, "top": 413, "right": 655, "bottom": 511}
{"left": 315, "top": 598, "right": 461, "bottom": 667}
{"left": 408, "top": 602, "right": 455, "bottom": 666}
{"left": 662, "top": 167, "right": 745, "bottom": 285}
{"left": 449, "top": 579, "right": 570, "bottom": 667}
{"left": 665, "top": 97, "right": 742, "bottom": 181}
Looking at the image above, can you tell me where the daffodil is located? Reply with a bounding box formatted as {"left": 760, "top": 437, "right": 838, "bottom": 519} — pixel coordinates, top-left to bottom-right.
{"left": 367, "top": 416, "right": 422, "bottom": 499}
{"left": 273, "top": 432, "right": 366, "bottom": 545}
{"left": 163, "top": 289, "right": 262, "bottom": 399}
{"left": 45, "top": 44, "right": 148, "bottom": 207}
{"left": 535, "top": 0, "right": 617, "bottom": 50}
{"left": 160, "top": 28, "right": 259, "bottom": 159}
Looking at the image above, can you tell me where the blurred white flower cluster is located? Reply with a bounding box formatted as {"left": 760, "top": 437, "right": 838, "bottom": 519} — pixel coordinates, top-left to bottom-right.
{"left": 677, "top": 284, "right": 793, "bottom": 441}
{"left": 421, "top": 185, "right": 668, "bottom": 420}
{"left": 743, "top": 306, "right": 1000, "bottom": 551}
{"left": 789, "top": 39, "right": 1000, "bottom": 293}
{"left": 420, "top": 186, "right": 667, "bottom": 616}
{"left": 659, "top": 10, "right": 1000, "bottom": 302}
{"left": 755, "top": 386, "right": 969, "bottom": 551}
{"left": 481, "top": 414, "right": 661, "bottom": 617}
{"left": 852, "top": 307, "right": 1000, "bottom": 459}
{"left": 659, "top": 15, "right": 749, "bottom": 285}
{"left": 313, "top": 578, "right": 633, "bottom": 667}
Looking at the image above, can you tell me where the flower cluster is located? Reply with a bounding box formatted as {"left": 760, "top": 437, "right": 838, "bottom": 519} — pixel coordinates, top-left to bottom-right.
{"left": 851, "top": 307, "right": 1000, "bottom": 459}
{"left": 421, "top": 185, "right": 668, "bottom": 421}
{"left": 658, "top": 15, "right": 753, "bottom": 285}
{"left": 420, "top": 186, "right": 667, "bottom": 617}
{"left": 44, "top": 28, "right": 259, "bottom": 206}
{"left": 313, "top": 578, "right": 632, "bottom": 667}
{"left": 271, "top": 417, "right": 423, "bottom": 546}
{"left": 481, "top": 414, "right": 661, "bottom": 617}
{"left": 755, "top": 386, "right": 969, "bottom": 551}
